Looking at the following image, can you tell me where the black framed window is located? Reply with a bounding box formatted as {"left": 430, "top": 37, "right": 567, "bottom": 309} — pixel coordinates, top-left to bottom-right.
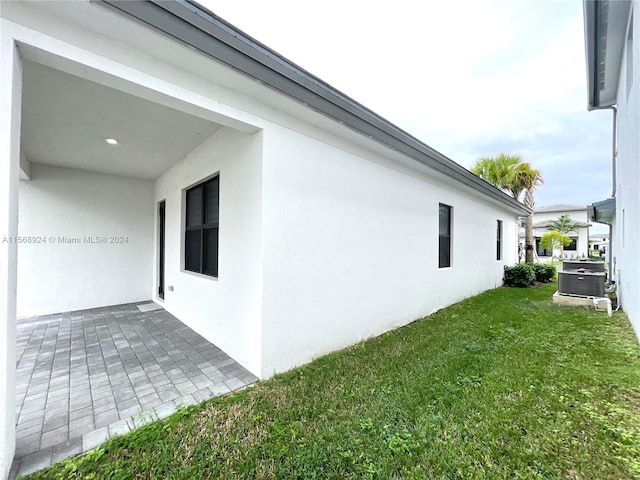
{"left": 439, "top": 203, "right": 452, "bottom": 268}
{"left": 496, "top": 220, "right": 503, "bottom": 260}
{"left": 185, "top": 175, "right": 219, "bottom": 277}
{"left": 536, "top": 238, "right": 552, "bottom": 257}
{"left": 565, "top": 238, "right": 577, "bottom": 251}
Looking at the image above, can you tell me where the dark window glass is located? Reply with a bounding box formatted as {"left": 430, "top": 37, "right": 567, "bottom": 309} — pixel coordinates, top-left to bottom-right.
{"left": 204, "top": 178, "right": 219, "bottom": 225}
{"left": 186, "top": 186, "right": 203, "bottom": 227}
{"left": 185, "top": 230, "right": 202, "bottom": 272}
{"left": 185, "top": 175, "right": 219, "bottom": 277}
{"left": 439, "top": 203, "right": 452, "bottom": 268}
{"left": 565, "top": 238, "right": 577, "bottom": 251}
{"left": 536, "top": 238, "right": 552, "bottom": 257}
{"left": 202, "top": 228, "right": 219, "bottom": 276}
{"left": 496, "top": 220, "right": 503, "bottom": 261}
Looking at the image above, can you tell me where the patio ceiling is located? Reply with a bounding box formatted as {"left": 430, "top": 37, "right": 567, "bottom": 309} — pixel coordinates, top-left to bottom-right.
{"left": 20, "top": 60, "right": 222, "bottom": 180}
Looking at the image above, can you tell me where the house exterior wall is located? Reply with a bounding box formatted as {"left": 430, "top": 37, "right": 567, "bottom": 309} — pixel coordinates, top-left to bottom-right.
{"left": 1, "top": 0, "right": 525, "bottom": 380}
{"left": 153, "top": 128, "right": 264, "bottom": 376}
{"left": 2, "top": 1, "right": 270, "bottom": 380}
{"left": 613, "top": 5, "right": 640, "bottom": 337}
{"left": 0, "top": 4, "right": 528, "bottom": 472}
{"left": 0, "top": 31, "right": 21, "bottom": 479}
{"left": 577, "top": 228, "right": 589, "bottom": 258}
{"left": 17, "top": 165, "right": 154, "bottom": 317}
{"left": 259, "top": 126, "right": 518, "bottom": 377}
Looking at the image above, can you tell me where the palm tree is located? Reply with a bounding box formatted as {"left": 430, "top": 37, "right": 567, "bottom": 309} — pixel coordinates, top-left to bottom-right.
{"left": 547, "top": 214, "right": 581, "bottom": 234}
{"left": 471, "top": 154, "right": 523, "bottom": 194}
{"left": 471, "top": 154, "right": 543, "bottom": 264}
{"left": 511, "top": 163, "right": 543, "bottom": 263}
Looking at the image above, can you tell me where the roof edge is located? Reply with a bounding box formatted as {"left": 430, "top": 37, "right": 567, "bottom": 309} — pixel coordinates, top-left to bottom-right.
{"left": 583, "top": 0, "right": 631, "bottom": 110}
{"left": 97, "top": 0, "right": 531, "bottom": 216}
{"left": 535, "top": 205, "right": 588, "bottom": 213}
{"left": 588, "top": 197, "right": 616, "bottom": 224}
{"left": 584, "top": 0, "right": 603, "bottom": 109}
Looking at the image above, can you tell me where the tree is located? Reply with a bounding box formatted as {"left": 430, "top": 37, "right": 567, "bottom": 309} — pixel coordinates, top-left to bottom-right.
{"left": 471, "top": 154, "right": 543, "bottom": 264}
{"left": 540, "top": 230, "right": 571, "bottom": 257}
{"left": 547, "top": 214, "right": 581, "bottom": 234}
{"left": 471, "top": 154, "right": 522, "bottom": 191}
{"left": 513, "top": 163, "right": 543, "bottom": 263}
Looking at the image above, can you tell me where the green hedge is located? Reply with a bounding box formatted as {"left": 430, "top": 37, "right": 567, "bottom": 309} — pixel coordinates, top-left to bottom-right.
{"left": 532, "top": 263, "right": 556, "bottom": 283}
{"left": 504, "top": 263, "right": 557, "bottom": 287}
{"left": 503, "top": 264, "right": 535, "bottom": 287}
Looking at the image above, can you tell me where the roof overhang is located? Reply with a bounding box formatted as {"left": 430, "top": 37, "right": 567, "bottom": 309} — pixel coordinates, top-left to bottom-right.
{"left": 532, "top": 221, "right": 590, "bottom": 229}
{"left": 584, "top": 0, "right": 632, "bottom": 109}
{"left": 588, "top": 197, "right": 616, "bottom": 224}
{"left": 535, "top": 205, "right": 587, "bottom": 214}
{"left": 95, "top": 0, "right": 531, "bottom": 216}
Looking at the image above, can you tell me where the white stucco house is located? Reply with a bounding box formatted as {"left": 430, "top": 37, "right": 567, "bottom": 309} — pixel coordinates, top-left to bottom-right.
{"left": 589, "top": 233, "right": 610, "bottom": 255}
{"left": 0, "top": 1, "right": 530, "bottom": 475}
{"left": 519, "top": 204, "right": 590, "bottom": 259}
{"left": 584, "top": 0, "right": 639, "bottom": 338}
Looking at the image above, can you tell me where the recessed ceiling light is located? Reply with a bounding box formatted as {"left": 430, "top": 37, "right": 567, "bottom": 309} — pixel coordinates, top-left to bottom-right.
{"left": 105, "top": 138, "right": 119, "bottom": 145}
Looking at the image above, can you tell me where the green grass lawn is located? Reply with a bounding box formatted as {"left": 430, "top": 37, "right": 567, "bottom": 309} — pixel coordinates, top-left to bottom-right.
{"left": 26, "top": 282, "right": 640, "bottom": 479}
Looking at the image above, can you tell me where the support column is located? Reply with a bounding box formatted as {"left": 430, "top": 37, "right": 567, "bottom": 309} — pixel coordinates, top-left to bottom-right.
{"left": 0, "top": 33, "right": 22, "bottom": 479}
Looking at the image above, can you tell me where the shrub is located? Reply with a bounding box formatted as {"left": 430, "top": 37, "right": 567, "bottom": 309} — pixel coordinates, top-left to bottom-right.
{"left": 532, "top": 263, "right": 556, "bottom": 283}
{"left": 503, "top": 264, "right": 535, "bottom": 287}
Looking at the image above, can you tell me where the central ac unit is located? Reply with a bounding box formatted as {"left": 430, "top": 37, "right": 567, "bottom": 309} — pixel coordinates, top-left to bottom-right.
{"left": 563, "top": 260, "right": 605, "bottom": 272}
{"left": 558, "top": 270, "right": 605, "bottom": 297}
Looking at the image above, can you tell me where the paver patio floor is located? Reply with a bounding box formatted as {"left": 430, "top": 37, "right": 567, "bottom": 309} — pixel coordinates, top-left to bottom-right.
{"left": 11, "top": 302, "right": 258, "bottom": 478}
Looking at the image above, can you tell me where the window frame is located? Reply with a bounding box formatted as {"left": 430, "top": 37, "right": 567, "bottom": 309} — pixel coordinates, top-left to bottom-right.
{"left": 496, "top": 220, "right": 503, "bottom": 261}
{"left": 627, "top": 13, "right": 634, "bottom": 100}
{"left": 565, "top": 238, "right": 578, "bottom": 251}
{"left": 536, "top": 238, "right": 552, "bottom": 257}
{"left": 438, "top": 203, "right": 452, "bottom": 269}
{"left": 184, "top": 174, "right": 219, "bottom": 278}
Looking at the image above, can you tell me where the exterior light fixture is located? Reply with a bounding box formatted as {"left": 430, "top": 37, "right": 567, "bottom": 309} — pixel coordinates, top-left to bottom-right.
{"left": 105, "top": 138, "right": 119, "bottom": 145}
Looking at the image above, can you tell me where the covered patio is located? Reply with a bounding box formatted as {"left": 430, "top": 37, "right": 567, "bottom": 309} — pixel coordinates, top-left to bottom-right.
{"left": 10, "top": 303, "right": 257, "bottom": 478}
{"left": 0, "top": 3, "right": 270, "bottom": 477}
{"left": 0, "top": 16, "right": 266, "bottom": 477}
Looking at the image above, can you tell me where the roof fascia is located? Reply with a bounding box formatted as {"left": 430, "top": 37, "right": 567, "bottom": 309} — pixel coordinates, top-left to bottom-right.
{"left": 588, "top": 197, "right": 616, "bottom": 224}
{"left": 584, "top": 0, "right": 603, "bottom": 109}
{"left": 584, "top": 0, "right": 631, "bottom": 109}
{"left": 97, "top": 0, "right": 530, "bottom": 215}
{"left": 536, "top": 207, "right": 587, "bottom": 213}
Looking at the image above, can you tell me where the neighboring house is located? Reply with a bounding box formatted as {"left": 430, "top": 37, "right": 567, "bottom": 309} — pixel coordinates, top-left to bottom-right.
{"left": 584, "top": 1, "right": 639, "bottom": 339}
{"left": 0, "top": 1, "right": 529, "bottom": 474}
{"left": 518, "top": 204, "right": 590, "bottom": 259}
{"left": 589, "top": 233, "right": 611, "bottom": 263}
{"left": 589, "top": 233, "right": 610, "bottom": 251}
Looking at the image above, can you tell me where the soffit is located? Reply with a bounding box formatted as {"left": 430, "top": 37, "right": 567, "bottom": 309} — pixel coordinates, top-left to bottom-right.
{"left": 21, "top": 61, "right": 221, "bottom": 179}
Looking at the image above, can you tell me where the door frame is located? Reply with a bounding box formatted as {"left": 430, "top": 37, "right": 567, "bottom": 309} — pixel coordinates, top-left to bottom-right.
{"left": 158, "top": 199, "right": 166, "bottom": 300}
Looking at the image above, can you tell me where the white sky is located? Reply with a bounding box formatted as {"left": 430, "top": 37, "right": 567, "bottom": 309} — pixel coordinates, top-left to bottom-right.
{"left": 199, "top": 0, "right": 612, "bottom": 231}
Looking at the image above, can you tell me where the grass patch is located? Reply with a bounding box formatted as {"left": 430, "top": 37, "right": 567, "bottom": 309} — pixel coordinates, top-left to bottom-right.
{"left": 25, "top": 282, "right": 640, "bottom": 479}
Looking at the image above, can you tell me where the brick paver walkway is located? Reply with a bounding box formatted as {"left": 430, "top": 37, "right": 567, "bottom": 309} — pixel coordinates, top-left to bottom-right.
{"left": 10, "top": 302, "right": 258, "bottom": 478}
